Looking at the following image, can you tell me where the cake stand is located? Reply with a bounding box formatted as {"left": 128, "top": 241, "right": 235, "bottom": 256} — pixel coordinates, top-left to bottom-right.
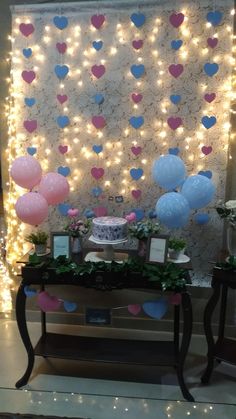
{"left": 85, "top": 235, "right": 128, "bottom": 263}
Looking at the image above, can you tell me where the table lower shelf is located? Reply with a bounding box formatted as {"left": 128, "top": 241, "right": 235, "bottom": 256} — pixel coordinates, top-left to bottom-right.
{"left": 34, "top": 332, "right": 177, "bottom": 366}
{"left": 215, "top": 338, "right": 236, "bottom": 365}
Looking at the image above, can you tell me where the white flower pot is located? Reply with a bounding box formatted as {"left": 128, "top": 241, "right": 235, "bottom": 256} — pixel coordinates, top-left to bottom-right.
{"left": 35, "top": 244, "right": 47, "bottom": 256}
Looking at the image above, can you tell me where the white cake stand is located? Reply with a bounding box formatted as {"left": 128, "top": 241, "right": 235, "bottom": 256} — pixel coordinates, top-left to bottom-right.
{"left": 85, "top": 235, "right": 128, "bottom": 263}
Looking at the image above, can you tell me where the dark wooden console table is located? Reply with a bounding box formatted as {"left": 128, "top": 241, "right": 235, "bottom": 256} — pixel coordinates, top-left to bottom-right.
{"left": 201, "top": 267, "right": 236, "bottom": 384}
{"left": 15, "top": 252, "right": 194, "bottom": 402}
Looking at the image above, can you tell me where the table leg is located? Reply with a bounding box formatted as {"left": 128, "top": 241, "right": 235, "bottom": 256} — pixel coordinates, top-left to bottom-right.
{"left": 15, "top": 283, "right": 35, "bottom": 388}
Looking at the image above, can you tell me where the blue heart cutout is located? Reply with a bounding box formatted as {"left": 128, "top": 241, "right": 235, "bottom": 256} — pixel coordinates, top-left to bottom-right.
{"left": 58, "top": 203, "right": 71, "bottom": 216}
{"left": 206, "top": 11, "right": 223, "bottom": 26}
{"left": 204, "top": 63, "right": 219, "bottom": 77}
{"left": 201, "top": 116, "right": 216, "bottom": 129}
{"left": 130, "top": 13, "right": 146, "bottom": 27}
{"left": 57, "top": 166, "right": 71, "bottom": 177}
{"left": 53, "top": 16, "right": 68, "bottom": 30}
{"left": 93, "top": 93, "right": 104, "bottom": 105}
{"left": 57, "top": 115, "right": 70, "bottom": 128}
{"left": 92, "top": 144, "right": 103, "bottom": 154}
{"left": 198, "top": 170, "right": 212, "bottom": 179}
{"left": 132, "top": 208, "right": 145, "bottom": 221}
{"left": 168, "top": 147, "right": 180, "bottom": 156}
{"left": 84, "top": 208, "right": 95, "bottom": 219}
{"left": 92, "top": 186, "right": 103, "bottom": 197}
{"left": 130, "top": 168, "right": 143, "bottom": 180}
{"left": 24, "top": 97, "right": 36, "bottom": 107}
{"left": 23, "top": 48, "right": 32, "bottom": 58}
{"left": 27, "top": 147, "right": 37, "bottom": 156}
{"left": 63, "top": 300, "right": 77, "bottom": 312}
{"left": 170, "top": 94, "right": 181, "bottom": 104}
{"left": 171, "top": 39, "right": 183, "bottom": 50}
{"left": 148, "top": 210, "right": 157, "bottom": 219}
{"left": 194, "top": 213, "right": 210, "bottom": 225}
{"left": 92, "top": 40, "right": 103, "bottom": 51}
{"left": 54, "top": 65, "right": 69, "bottom": 79}
{"left": 130, "top": 64, "right": 145, "bottom": 79}
{"left": 143, "top": 299, "right": 168, "bottom": 320}
{"left": 24, "top": 286, "right": 37, "bottom": 298}
{"left": 129, "top": 116, "right": 144, "bottom": 129}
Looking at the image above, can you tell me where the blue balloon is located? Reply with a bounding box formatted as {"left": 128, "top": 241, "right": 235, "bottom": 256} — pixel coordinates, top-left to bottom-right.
{"left": 156, "top": 192, "right": 190, "bottom": 229}
{"left": 181, "top": 175, "right": 215, "bottom": 209}
{"left": 152, "top": 155, "right": 186, "bottom": 190}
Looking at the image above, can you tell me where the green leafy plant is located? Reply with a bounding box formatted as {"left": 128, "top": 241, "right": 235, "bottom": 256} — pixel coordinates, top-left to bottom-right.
{"left": 216, "top": 200, "right": 236, "bottom": 226}
{"left": 25, "top": 231, "right": 48, "bottom": 245}
{"left": 168, "top": 237, "right": 186, "bottom": 251}
{"left": 128, "top": 219, "right": 160, "bottom": 240}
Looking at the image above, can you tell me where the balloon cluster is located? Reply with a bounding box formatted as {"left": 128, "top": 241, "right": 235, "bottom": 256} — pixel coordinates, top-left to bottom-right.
{"left": 152, "top": 155, "right": 215, "bottom": 229}
{"left": 11, "top": 156, "right": 69, "bottom": 225}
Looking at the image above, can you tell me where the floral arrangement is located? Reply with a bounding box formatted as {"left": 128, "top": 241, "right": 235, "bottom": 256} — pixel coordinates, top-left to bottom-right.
{"left": 64, "top": 211, "right": 91, "bottom": 238}
{"left": 216, "top": 200, "right": 236, "bottom": 226}
{"left": 128, "top": 218, "right": 161, "bottom": 240}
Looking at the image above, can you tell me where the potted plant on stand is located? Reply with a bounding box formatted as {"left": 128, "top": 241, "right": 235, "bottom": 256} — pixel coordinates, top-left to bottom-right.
{"left": 25, "top": 230, "right": 48, "bottom": 256}
{"left": 168, "top": 237, "right": 186, "bottom": 261}
{"left": 128, "top": 219, "right": 161, "bottom": 258}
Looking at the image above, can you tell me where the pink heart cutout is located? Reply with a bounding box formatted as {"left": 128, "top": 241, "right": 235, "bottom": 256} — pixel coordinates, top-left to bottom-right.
{"left": 202, "top": 146, "right": 212, "bottom": 155}
{"left": 169, "top": 293, "right": 182, "bottom": 306}
{"left": 56, "top": 42, "right": 67, "bottom": 54}
{"left": 91, "top": 167, "right": 105, "bottom": 179}
{"left": 22, "top": 70, "right": 36, "bottom": 84}
{"left": 131, "top": 93, "right": 143, "bottom": 103}
{"left": 125, "top": 212, "right": 136, "bottom": 223}
{"left": 57, "top": 94, "right": 68, "bottom": 104}
{"left": 23, "top": 120, "right": 37, "bottom": 133}
{"left": 132, "top": 189, "right": 142, "bottom": 200}
{"left": 91, "top": 64, "right": 106, "bottom": 79}
{"left": 207, "top": 38, "right": 218, "bottom": 48}
{"left": 132, "top": 40, "right": 143, "bottom": 50}
{"left": 128, "top": 304, "right": 141, "bottom": 316}
{"left": 91, "top": 14, "right": 105, "bottom": 29}
{"left": 19, "top": 23, "right": 35, "bottom": 37}
{"left": 92, "top": 116, "right": 106, "bottom": 129}
{"left": 204, "top": 93, "right": 216, "bottom": 103}
{"left": 58, "top": 145, "right": 68, "bottom": 154}
{"left": 169, "top": 13, "right": 185, "bottom": 28}
{"left": 93, "top": 206, "right": 107, "bottom": 217}
{"left": 168, "top": 64, "right": 184, "bottom": 78}
{"left": 67, "top": 208, "right": 79, "bottom": 217}
{"left": 37, "top": 291, "right": 61, "bottom": 312}
{"left": 131, "top": 146, "right": 142, "bottom": 156}
{"left": 167, "top": 117, "right": 182, "bottom": 130}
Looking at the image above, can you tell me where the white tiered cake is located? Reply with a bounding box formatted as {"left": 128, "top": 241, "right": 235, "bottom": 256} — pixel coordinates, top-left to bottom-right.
{"left": 92, "top": 216, "right": 128, "bottom": 242}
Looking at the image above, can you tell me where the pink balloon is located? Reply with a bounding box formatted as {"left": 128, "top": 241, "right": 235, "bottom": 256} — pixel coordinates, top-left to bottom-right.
{"left": 10, "top": 156, "right": 42, "bottom": 190}
{"left": 15, "top": 192, "right": 48, "bottom": 225}
{"left": 38, "top": 172, "right": 69, "bottom": 205}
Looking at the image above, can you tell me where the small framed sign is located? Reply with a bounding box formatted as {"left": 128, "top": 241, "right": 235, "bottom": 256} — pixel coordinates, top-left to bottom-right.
{"left": 51, "top": 232, "right": 71, "bottom": 259}
{"left": 85, "top": 308, "right": 111, "bottom": 326}
{"left": 146, "top": 234, "right": 169, "bottom": 264}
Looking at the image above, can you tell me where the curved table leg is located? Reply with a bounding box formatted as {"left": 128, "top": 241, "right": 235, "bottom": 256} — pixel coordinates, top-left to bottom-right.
{"left": 201, "top": 281, "right": 221, "bottom": 384}
{"left": 176, "top": 291, "right": 194, "bottom": 402}
{"left": 15, "top": 283, "right": 35, "bottom": 388}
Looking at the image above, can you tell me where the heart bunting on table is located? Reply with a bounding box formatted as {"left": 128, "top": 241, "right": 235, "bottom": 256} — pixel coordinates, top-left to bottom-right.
{"left": 143, "top": 299, "right": 168, "bottom": 320}
{"left": 37, "top": 291, "right": 61, "bottom": 312}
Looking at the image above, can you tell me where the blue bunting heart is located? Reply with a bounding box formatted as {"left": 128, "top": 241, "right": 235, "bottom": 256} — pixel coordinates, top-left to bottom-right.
{"left": 22, "top": 48, "right": 32, "bottom": 58}
{"left": 93, "top": 93, "right": 104, "bottom": 105}
{"left": 194, "top": 213, "right": 210, "bottom": 225}
{"left": 130, "top": 64, "right": 145, "bottom": 79}
{"left": 201, "top": 116, "right": 216, "bottom": 129}
{"left": 168, "top": 147, "right": 180, "bottom": 155}
{"left": 170, "top": 94, "right": 181, "bottom": 104}
{"left": 171, "top": 39, "right": 183, "bottom": 50}
{"left": 57, "top": 166, "right": 70, "bottom": 177}
{"left": 53, "top": 16, "right": 68, "bottom": 30}
{"left": 54, "top": 65, "right": 69, "bottom": 79}
{"left": 24, "top": 97, "right": 36, "bottom": 107}
{"left": 130, "top": 13, "right": 146, "bottom": 27}
{"left": 92, "top": 144, "right": 103, "bottom": 154}
{"left": 204, "top": 63, "right": 219, "bottom": 77}
{"left": 63, "top": 300, "right": 77, "bottom": 312}
{"left": 129, "top": 116, "right": 144, "bottom": 129}
{"left": 143, "top": 299, "right": 168, "bottom": 320}
{"left": 132, "top": 208, "right": 145, "bottom": 221}
{"left": 198, "top": 170, "right": 212, "bottom": 179}
{"left": 84, "top": 209, "right": 95, "bottom": 218}
{"left": 27, "top": 147, "right": 37, "bottom": 156}
{"left": 24, "top": 286, "right": 37, "bottom": 297}
{"left": 92, "top": 186, "right": 103, "bottom": 197}
{"left": 57, "top": 115, "right": 70, "bottom": 128}
{"left": 206, "top": 11, "right": 223, "bottom": 26}
{"left": 58, "top": 203, "right": 71, "bottom": 216}
{"left": 148, "top": 210, "right": 157, "bottom": 219}
{"left": 92, "top": 40, "right": 103, "bottom": 51}
{"left": 130, "top": 168, "right": 143, "bottom": 180}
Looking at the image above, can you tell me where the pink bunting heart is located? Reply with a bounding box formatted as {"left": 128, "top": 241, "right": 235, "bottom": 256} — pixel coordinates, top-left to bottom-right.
{"left": 92, "top": 116, "right": 106, "bottom": 129}
{"left": 56, "top": 42, "right": 67, "bottom": 54}
{"left": 168, "top": 64, "right": 184, "bottom": 78}
{"left": 132, "top": 40, "right": 143, "bottom": 50}
{"left": 207, "top": 38, "right": 218, "bottom": 48}
{"left": 93, "top": 206, "right": 107, "bottom": 217}
{"left": 169, "top": 13, "right": 185, "bottom": 28}
{"left": 131, "top": 146, "right": 142, "bottom": 156}
{"left": 91, "top": 167, "right": 104, "bottom": 179}
{"left": 125, "top": 212, "right": 136, "bottom": 222}
{"left": 67, "top": 208, "right": 79, "bottom": 217}
{"left": 201, "top": 146, "right": 212, "bottom": 155}
{"left": 167, "top": 117, "right": 183, "bottom": 130}
{"left": 23, "top": 120, "right": 37, "bottom": 133}
{"left": 131, "top": 93, "right": 143, "bottom": 103}
{"left": 21, "top": 70, "right": 36, "bottom": 84}
{"left": 204, "top": 93, "right": 216, "bottom": 103}
{"left": 58, "top": 145, "right": 68, "bottom": 154}
{"left": 169, "top": 293, "right": 182, "bottom": 306}
{"left": 128, "top": 304, "right": 141, "bottom": 315}
{"left": 91, "top": 14, "right": 105, "bottom": 29}
{"left": 91, "top": 64, "right": 106, "bottom": 79}
{"left": 19, "top": 23, "right": 35, "bottom": 37}
{"left": 57, "top": 94, "right": 68, "bottom": 104}
{"left": 37, "top": 291, "right": 61, "bottom": 312}
{"left": 132, "top": 189, "right": 142, "bottom": 200}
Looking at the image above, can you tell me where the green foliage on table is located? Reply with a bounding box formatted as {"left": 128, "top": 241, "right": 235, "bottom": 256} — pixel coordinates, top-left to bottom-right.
{"left": 168, "top": 237, "right": 186, "bottom": 251}
{"left": 25, "top": 230, "right": 48, "bottom": 244}
{"left": 128, "top": 219, "right": 160, "bottom": 240}
{"left": 216, "top": 255, "right": 236, "bottom": 271}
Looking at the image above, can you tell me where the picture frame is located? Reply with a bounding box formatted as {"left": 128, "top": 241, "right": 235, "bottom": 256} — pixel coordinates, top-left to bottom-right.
{"left": 146, "top": 234, "right": 169, "bottom": 264}
{"left": 50, "top": 232, "right": 71, "bottom": 259}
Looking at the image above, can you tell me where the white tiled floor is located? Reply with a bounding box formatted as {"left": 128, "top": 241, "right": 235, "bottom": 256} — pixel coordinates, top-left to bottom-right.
{"left": 0, "top": 319, "right": 236, "bottom": 418}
